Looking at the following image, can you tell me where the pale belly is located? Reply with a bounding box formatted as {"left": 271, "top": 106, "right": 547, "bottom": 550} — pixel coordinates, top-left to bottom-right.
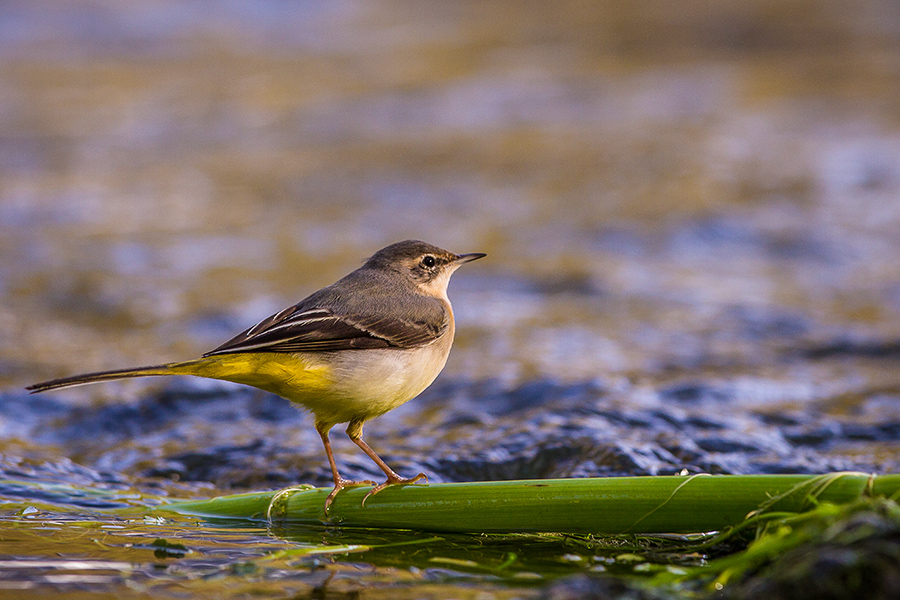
{"left": 290, "top": 343, "right": 451, "bottom": 427}
{"left": 187, "top": 340, "right": 451, "bottom": 429}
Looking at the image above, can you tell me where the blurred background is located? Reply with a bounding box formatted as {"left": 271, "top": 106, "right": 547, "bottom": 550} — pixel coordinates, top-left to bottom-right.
{"left": 1, "top": 3, "right": 900, "bottom": 593}
{"left": 1, "top": 0, "right": 900, "bottom": 454}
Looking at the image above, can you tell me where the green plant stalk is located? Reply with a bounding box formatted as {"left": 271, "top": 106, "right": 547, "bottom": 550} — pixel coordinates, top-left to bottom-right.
{"left": 160, "top": 472, "right": 900, "bottom": 534}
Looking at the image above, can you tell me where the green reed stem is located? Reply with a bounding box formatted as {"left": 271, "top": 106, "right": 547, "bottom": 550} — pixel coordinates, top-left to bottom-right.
{"left": 160, "top": 472, "right": 900, "bottom": 534}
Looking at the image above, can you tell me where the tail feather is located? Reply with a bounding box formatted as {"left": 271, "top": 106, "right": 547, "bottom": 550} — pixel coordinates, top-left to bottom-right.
{"left": 26, "top": 363, "right": 186, "bottom": 394}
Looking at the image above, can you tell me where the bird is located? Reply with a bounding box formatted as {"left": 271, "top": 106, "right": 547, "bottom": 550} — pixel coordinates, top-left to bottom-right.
{"left": 27, "top": 239, "right": 485, "bottom": 511}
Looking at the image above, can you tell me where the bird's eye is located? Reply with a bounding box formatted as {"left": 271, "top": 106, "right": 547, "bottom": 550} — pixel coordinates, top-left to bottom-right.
{"left": 421, "top": 255, "right": 436, "bottom": 268}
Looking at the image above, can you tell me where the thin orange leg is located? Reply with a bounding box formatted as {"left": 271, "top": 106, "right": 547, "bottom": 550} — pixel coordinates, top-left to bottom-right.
{"left": 317, "top": 422, "right": 375, "bottom": 513}
{"left": 345, "top": 419, "right": 427, "bottom": 505}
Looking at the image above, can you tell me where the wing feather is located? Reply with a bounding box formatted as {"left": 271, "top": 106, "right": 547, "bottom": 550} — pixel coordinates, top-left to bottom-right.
{"left": 204, "top": 301, "right": 448, "bottom": 356}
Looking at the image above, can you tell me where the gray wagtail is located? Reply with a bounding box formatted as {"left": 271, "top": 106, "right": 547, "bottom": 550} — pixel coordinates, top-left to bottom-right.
{"left": 27, "top": 240, "right": 485, "bottom": 510}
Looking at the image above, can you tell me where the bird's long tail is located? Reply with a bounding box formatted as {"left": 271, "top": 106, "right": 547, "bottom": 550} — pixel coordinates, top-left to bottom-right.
{"left": 26, "top": 361, "right": 200, "bottom": 394}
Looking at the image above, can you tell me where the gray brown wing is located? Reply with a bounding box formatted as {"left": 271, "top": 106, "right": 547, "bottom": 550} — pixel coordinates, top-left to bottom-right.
{"left": 204, "top": 305, "right": 448, "bottom": 356}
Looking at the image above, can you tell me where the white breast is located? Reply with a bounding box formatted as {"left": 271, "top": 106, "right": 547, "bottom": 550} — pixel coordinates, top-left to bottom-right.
{"left": 285, "top": 332, "right": 453, "bottom": 429}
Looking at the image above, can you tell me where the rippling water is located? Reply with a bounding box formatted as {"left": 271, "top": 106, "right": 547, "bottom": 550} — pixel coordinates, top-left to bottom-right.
{"left": 2, "top": 1, "right": 900, "bottom": 597}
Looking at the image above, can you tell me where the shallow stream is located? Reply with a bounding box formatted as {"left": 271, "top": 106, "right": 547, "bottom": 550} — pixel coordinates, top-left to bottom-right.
{"left": 2, "top": 1, "right": 900, "bottom": 597}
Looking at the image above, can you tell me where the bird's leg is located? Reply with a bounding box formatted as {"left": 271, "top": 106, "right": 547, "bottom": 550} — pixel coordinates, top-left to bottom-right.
{"left": 345, "top": 419, "right": 427, "bottom": 505}
{"left": 316, "top": 421, "right": 375, "bottom": 512}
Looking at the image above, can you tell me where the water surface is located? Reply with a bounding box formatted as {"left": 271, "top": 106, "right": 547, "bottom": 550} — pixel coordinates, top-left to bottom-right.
{"left": 2, "top": 0, "right": 900, "bottom": 597}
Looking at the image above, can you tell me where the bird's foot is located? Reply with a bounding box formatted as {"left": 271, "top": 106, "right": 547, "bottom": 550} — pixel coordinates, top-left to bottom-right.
{"left": 361, "top": 472, "right": 428, "bottom": 506}
{"left": 324, "top": 477, "right": 377, "bottom": 514}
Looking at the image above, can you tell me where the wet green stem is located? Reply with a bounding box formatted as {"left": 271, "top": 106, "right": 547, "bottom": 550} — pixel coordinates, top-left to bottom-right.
{"left": 159, "top": 472, "right": 900, "bottom": 534}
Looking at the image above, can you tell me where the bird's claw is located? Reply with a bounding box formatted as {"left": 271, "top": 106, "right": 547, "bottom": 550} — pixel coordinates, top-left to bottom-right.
{"left": 361, "top": 472, "right": 428, "bottom": 506}
{"left": 324, "top": 477, "right": 376, "bottom": 514}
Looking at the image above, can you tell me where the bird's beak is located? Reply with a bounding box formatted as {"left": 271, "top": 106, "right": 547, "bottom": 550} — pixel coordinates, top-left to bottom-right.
{"left": 454, "top": 252, "right": 486, "bottom": 264}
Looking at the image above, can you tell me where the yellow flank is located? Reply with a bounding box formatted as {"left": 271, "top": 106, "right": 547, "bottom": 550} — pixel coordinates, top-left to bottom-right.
{"left": 167, "top": 352, "right": 333, "bottom": 400}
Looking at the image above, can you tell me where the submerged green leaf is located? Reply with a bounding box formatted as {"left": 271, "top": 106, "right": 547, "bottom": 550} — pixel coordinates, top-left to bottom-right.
{"left": 148, "top": 538, "right": 190, "bottom": 559}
